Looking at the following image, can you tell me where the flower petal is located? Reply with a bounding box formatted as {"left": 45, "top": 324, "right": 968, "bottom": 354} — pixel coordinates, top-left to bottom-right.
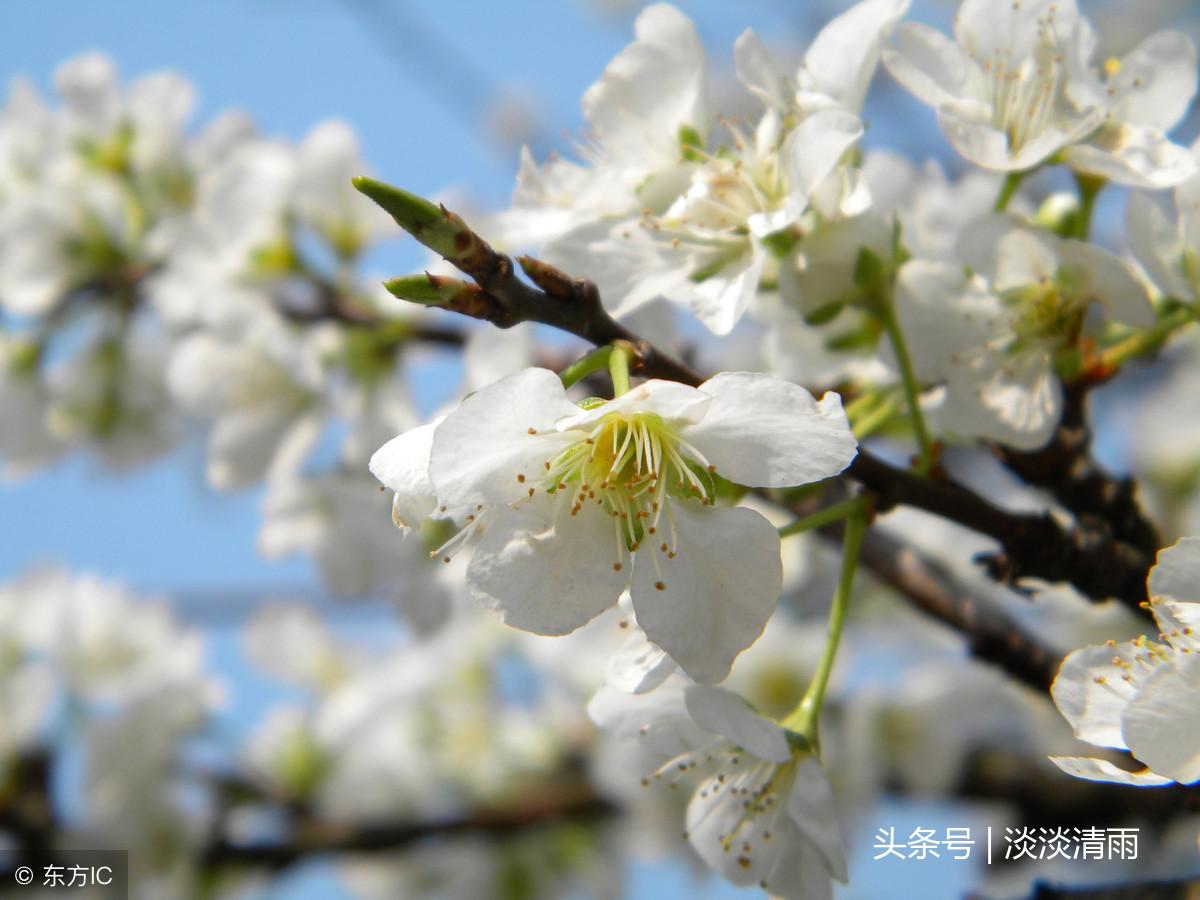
{"left": 467, "top": 502, "right": 626, "bottom": 636}
{"left": 684, "top": 685, "right": 790, "bottom": 764}
{"left": 1122, "top": 653, "right": 1200, "bottom": 783}
{"left": 632, "top": 503, "right": 781, "bottom": 683}
{"left": 607, "top": 629, "right": 677, "bottom": 694}
{"left": 1050, "top": 755, "right": 1173, "bottom": 787}
{"left": 555, "top": 378, "right": 711, "bottom": 432}
{"left": 430, "top": 368, "right": 579, "bottom": 507}
{"left": 1051, "top": 642, "right": 1144, "bottom": 749}
{"left": 370, "top": 422, "right": 443, "bottom": 530}
{"left": 883, "top": 23, "right": 976, "bottom": 109}
{"left": 786, "top": 756, "right": 849, "bottom": 883}
{"left": 1148, "top": 536, "right": 1200, "bottom": 604}
{"left": 686, "top": 373, "right": 857, "bottom": 488}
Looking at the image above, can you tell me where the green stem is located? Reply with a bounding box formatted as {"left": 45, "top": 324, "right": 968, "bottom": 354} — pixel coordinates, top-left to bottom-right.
{"left": 608, "top": 342, "right": 633, "bottom": 396}
{"left": 993, "top": 171, "right": 1026, "bottom": 213}
{"left": 1099, "top": 304, "right": 1197, "bottom": 370}
{"left": 559, "top": 344, "right": 616, "bottom": 389}
{"left": 878, "top": 301, "right": 935, "bottom": 474}
{"left": 778, "top": 498, "right": 864, "bottom": 539}
{"left": 1073, "top": 174, "right": 1105, "bottom": 241}
{"left": 853, "top": 394, "right": 900, "bottom": 440}
{"left": 785, "top": 507, "right": 867, "bottom": 742}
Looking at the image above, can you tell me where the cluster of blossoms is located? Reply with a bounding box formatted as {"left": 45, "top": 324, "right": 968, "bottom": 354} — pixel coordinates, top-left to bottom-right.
{"left": 3, "top": 0, "right": 1200, "bottom": 897}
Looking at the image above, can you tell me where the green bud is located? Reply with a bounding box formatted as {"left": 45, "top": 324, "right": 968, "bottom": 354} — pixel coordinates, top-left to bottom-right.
{"left": 384, "top": 273, "right": 480, "bottom": 307}
{"left": 352, "top": 177, "right": 467, "bottom": 260}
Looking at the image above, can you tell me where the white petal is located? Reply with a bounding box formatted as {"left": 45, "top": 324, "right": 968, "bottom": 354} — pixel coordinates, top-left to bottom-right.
{"left": 581, "top": 3, "right": 708, "bottom": 165}
{"left": 939, "top": 104, "right": 1075, "bottom": 172}
{"left": 801, "top": 0, "right": 911, "bottom": 113}
{"left": 686, "top": 373, "right": 857, "bottom": 488}
{"left": 430, "top": 368, "right": 579, "bottom": 507}
{"left": 786, "top": 756, "right": 848, "bottom": 884}
{"left": 1050, "top": 755, "right": 1173, "bottom": 786}
{"left": 1126, "top": 191, "right": 1188, "bottom": 299}
{"left": 882, "top": 23, "right": 976, "bottom": 109}
{"left": 894, "top": 261, "right": 1005, "bottom": 382}
{"left": 762, "top": 839, "right": 835, "bottom": 900}
{"left": 555, "top": 378, "right": 710, "bottom": 431}
{"left": 785, "top": 107, "right": 863, "bottom": 201}
{"left": 1148, "top": 537, "right": 1200, "bottom": 603}
{"left": 1051, "top": 642, "right": 1143, "bottom": 749}
{"left": 467, "top": 503, "right": 625, "bottom": 635}
{"left": 632, "top": 504, "right": 781, "bottom": 684}
{"left": 606, "top": 629, "right": 677, "bottom": 694}
{"left": 369, "top": 421, "right": 439, "bottom": 528}
{"left": 684, "top": 685, "right": 790, "bottom": 764}
{"left": 1065, "top": 131, "right": 1198, "bottom": 191}
{"left": 1058, "top": 241, "right": 1154, "bottom": 328}
{"left": 1122, "top": 654, "right": 1200, "bottom": 783}
{"left": 1111, "top": 31, "right": 1199, "bottom": 132}
{"left": 734, "top": 29, "right": 783, "bottom": 109}
{"left": 941, "top": 351, "right": 1062, "bottom": 450}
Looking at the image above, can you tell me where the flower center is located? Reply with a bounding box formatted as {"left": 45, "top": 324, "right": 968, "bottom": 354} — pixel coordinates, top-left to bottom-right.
{"left": 1004, "top": 270, "right": 1089, "bottom": 351}
{"left": 977, "top": 16, "right": 1066, "bottom": 155}
{"left": 542, "top": 410, "right": 713, "bottom": 556}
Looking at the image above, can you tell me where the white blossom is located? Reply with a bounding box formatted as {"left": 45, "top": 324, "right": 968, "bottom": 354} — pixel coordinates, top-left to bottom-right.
{"left": 372, "top": 368, "right": 857, "bottom": 682}
{"left": 1052, "top": 537, "right": 1200, "bottom": 786}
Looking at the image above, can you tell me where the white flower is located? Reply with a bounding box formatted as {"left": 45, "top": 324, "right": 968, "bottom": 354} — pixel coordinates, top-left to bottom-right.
{"left": 18, "top": 570, "right": 208, "bottom": 704}
{"left": 166, "top": 317, "right": 328, "bottom": 490}
{"left": 1051, "top": 537, "right": 1200, "bottom": 786}
{"left": 885, "top": 1, "right": 1196, "bottom": 186}
{"left": 884, "top": 0, "right": 1100, "bottom": 171}
{"left": 260, "top": 471, "right": 452, "bottom": 631}
{"left": 244, "top": 605, "right": 361, "bottom": 693}
{"left": 292, "top": 120, "right": 394, "bottom": 257}
{"left": 1062, "top": 27, "right": 1198, "bottom": 188}
{"left": 590, "top": 679, "right": 847, "bottom": 898}
{"left": 45, "top": 331, "right": 178, "bottom": 469}
{"left": 895, "top": 214, "right": 1152, "bottom": 449}
{"left": 371, "top": 368, "right": 857, "bottom": 683}
{"left": 0, "top": 335, "right": 62, "bottom": 479}
{"left": 553, "top": 104, "right": 864, "bottom": 336}
{"left": 0, "top": 168, "right": 134, "bottom": 318}
{"left": 499, "top": 3, "right": 709, "bottom": 248}
{"left": 1127, "top": 139, "right": 1200, "bottom": 303}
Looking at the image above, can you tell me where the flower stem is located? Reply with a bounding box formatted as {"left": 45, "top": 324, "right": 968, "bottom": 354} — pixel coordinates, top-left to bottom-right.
{"left": 559, "top": 344, "right": 616, "bottom": 389}
{"left": 853, "top": 393, "right": 900, "bottom": 440}
{"left": 1099, "top": 304, "right": 1197, "bottom": 370}
{"left": 778, "top": 498, "right": 863, "bottom": 539}
{"left": 1072, "top": 174, "right": 1105, "bottom": 241}
{"left": 993, "top": 171, "right": 1026, "bottom": 213}
{"left": 608, "top": 341, "right": 633, "bottom": 396}
{"left": 785, "top": 506, "right": 867, "bottom": 742}
{"left": 877, "top": 300, "right": 935, "bottom": 475}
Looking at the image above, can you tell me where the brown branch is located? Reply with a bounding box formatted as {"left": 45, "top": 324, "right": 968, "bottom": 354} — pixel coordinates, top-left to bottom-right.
{"left": 855, "top": 528, "right": 1062, "bottom": 692}
{"left": 1025, "top": 878, "right": 1200, "bottom": 900}
{"left": 847, "top": 453, "right": 1154, "bottom": 614}
{"left": 996, "top": 382, "right": 1161, "bottom": 562}
{"left": 200, "top": 782, "right": 614, "bottom": 872}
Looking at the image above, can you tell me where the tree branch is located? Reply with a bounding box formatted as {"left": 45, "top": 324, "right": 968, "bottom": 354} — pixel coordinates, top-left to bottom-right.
{"left": 368, "top": 192, "right": 1159, "bottom": 619}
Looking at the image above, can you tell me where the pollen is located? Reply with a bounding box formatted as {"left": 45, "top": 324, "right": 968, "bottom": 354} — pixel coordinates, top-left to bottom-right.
{"left": 538, "top": 409, "right": 714, "bottom": 562}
